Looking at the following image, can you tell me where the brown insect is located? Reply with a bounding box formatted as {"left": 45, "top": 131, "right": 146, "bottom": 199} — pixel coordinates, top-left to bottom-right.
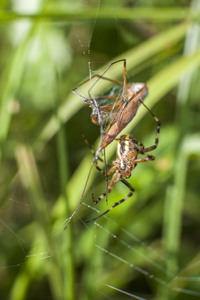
{"left": 72, "top": 59, "right": 148, "bottom": 152}
{"left": 64, "top": 59, "right": 158, "bottom": 229}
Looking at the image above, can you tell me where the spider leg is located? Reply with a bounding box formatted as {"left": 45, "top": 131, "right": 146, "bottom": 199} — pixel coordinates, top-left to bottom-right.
{"left": 132, "top": 139, "right": 145, "bottom": 152}
{"left": 81, "top": 132, "right": 115, "bottom": 206}
{"left": 86, "top": 178, "right": 135, "bottom": 223}
{"left": 127, "top": 141, "right": 155, "bottom": 164}
{"left": 92, "top": 165, "right": 118, "bottom": 205}
{"left": 81, "top": 132, "right": 110, "bottom": 171}
{"left": 92, "top": 178, "right": 115, "bottom": 205}
{"left": 81, "top": 132, "right": 99, "bottom": 157}
{"left": 139, "top": 99, "right": 161, "bottom": 153}
{"left": 133, "top": 155, "right": 155, "bottom": 164}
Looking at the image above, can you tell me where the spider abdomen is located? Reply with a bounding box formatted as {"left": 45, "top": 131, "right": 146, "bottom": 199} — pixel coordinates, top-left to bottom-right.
{"left": 116, "top": 134, "right": 138, "bottom": 178}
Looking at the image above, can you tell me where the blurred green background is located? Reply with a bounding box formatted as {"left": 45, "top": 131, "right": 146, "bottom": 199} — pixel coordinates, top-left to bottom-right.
{"left": 0, "top": 0, "right": 200, "bottom": 299}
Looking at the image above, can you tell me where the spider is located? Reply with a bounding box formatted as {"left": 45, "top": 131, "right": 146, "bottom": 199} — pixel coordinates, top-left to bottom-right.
{"left": 83, "top": 115, "right": 160, "bottom": 222}
{"left": 64, "top": 59, "right": 160, "bottom": 229}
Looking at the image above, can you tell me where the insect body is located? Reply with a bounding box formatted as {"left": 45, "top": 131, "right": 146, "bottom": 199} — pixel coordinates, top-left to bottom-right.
{"left": 87, "top": 82, "right": 147, "bottom": 126}
{"left": 72, "top": 59, "right": 148, "bottom": 151}
{"left": 99, "top": 84, "right": 148, "bottom": 151}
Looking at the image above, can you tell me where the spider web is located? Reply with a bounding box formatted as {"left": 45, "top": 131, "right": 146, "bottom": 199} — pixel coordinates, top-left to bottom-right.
{"left": 1, "top": 1, "right": 200, "bottom": 300}
{"left": 2, "top": 194, "right": 200, "bottom": 300}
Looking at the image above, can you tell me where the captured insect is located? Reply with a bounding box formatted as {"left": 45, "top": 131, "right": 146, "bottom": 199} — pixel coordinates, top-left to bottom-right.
{"left": 72, "top": 59, "right": 148, "bottom": 151}
{"left": 64, "top": 59, "right": 159, "bottom": 229}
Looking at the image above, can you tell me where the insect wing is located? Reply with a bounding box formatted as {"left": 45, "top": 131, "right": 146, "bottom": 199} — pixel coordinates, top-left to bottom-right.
{"left": 99, "top": 83, "right": 148, "bottom": 150}
{"left": 83, "top": 80, "right": 124, "bottom": 127}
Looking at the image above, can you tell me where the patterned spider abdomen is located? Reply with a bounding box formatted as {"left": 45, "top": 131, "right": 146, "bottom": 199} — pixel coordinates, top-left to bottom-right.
{"left": 116, "top": 134, "right": 138, "bottom": 178}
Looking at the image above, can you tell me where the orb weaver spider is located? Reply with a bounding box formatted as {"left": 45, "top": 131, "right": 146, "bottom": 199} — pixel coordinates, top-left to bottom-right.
{"left": 82, "top": 110, "right": 160, "bottom": 222}
{"left": 64, "top": 59, "right": 160, "bottom": 229}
